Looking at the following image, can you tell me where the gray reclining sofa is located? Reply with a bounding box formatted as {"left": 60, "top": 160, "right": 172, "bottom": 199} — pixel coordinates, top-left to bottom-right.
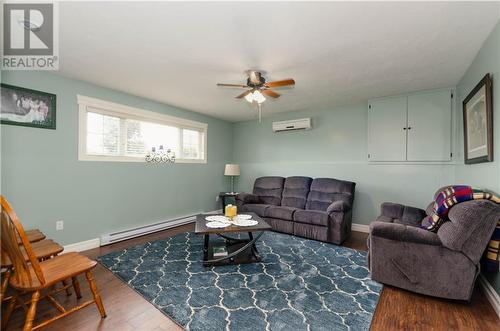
{"left": 236, "top": 176, "right": 356, "bottom": 244}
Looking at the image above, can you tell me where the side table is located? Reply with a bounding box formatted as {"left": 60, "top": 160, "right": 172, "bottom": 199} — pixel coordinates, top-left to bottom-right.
{"left": 219, "top": 192, "right": 238, "bottom": 210}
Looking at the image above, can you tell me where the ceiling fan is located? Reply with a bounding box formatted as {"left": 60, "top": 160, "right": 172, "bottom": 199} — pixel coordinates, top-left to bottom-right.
{"left": 217, "top": 71, "right": 295, "bottom": 104}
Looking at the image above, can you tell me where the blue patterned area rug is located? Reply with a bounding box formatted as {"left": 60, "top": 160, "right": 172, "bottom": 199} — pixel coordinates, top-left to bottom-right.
{"left": 98, "top": 231, "right": 382, "bottom": 331}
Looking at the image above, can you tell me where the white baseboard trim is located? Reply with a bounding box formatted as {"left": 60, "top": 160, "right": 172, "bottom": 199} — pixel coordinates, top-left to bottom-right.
{"left": 63, "top": 209, "right": 223, "bottom": 251}
{"left": 64, "top": 238, "right": 101, "bottom": 252}
{"left": 479, "top": 274, "right": 500, "bottom": 319}
{"left": 100, "top": 209, "right": 222, "bottom": 246}
{"left": 61, "top": 223, "right": 371, "bottom": 251}
{"left": 351, "top": 223, "right": 370, "bottom": 233}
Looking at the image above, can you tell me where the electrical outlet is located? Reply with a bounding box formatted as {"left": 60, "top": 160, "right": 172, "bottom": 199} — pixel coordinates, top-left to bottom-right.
{"left": 56, "top": 220, "right": 64, "bottom": 231}
{"left": 215, "top": 195, "right": 220, "bottom": 202}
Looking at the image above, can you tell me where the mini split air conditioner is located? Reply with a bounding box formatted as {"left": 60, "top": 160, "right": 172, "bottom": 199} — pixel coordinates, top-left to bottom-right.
{"left": 272, "top": 118, "right": 312, "bottom": 132}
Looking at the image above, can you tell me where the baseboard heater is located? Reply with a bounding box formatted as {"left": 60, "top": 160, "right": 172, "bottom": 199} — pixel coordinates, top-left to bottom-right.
{"left": 100, "top": 210, "right": 221, "bottom": 246}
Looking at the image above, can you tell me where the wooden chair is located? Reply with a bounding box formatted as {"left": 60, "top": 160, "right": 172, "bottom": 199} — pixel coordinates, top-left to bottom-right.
{"left": 24, "top": 230, "right": 46, "bottom": 243}
{"left": 0, "top": 196, "right": 106, "bottom": 331}
{"left": 1, "top": 239, "right": 67, "bottom": 302}
{"left": 0, "top": 197, "right": 72, "bottom": 302}
{"left": 0, "top": 196, "right": 47, "bottom": 245}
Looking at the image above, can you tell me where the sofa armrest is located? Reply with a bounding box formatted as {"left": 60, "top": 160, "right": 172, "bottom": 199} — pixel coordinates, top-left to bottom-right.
{"left": 327, "top": 200, "right": 351, "bottom": 213}
{"left": 235, "top": 192, "right": 260, "bottom": 204}
{"left": 370, "top": 221, "right": 442, "bottom": 246}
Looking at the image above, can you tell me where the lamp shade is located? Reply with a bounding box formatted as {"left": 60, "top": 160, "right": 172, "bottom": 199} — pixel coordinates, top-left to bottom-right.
{"left": 224, "top": 164, "right": 240, "bottom": 176}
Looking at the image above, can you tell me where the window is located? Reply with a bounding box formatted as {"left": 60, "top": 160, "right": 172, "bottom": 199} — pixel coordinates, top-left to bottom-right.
{"left": 78, "top": 95, "right": 207, "bottom": 163}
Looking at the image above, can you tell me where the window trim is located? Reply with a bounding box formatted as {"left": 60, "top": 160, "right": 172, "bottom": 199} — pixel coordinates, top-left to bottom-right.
{"left": 77, "top": 95, "right": 207, "bottom": 163}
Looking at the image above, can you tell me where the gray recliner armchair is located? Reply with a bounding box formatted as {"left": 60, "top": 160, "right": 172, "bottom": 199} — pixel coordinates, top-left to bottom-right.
{"left": 368, "top": 199, "right": 500, "bottom": 301}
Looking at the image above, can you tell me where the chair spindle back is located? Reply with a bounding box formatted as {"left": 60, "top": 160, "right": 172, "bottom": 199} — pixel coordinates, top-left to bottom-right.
{"left": 0, "top": 196, "right": 45, "bottom": 287}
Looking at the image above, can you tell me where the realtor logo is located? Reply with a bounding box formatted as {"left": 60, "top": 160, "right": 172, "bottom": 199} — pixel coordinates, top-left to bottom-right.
{"left": 2, "top": 2, "right": 59, "bottom": 70}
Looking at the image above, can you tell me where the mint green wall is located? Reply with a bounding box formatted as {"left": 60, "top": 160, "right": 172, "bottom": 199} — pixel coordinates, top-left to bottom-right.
{"left": 232, "top": 104, "right": 455, "bottom": 225}
{"left": 0, "top": 71, "right": 233, "bottom": 245}
{"left": 454, "top": 21, "right": 500, "bottom": 295}
{"left": 455, "top": 21, "right": 500, "bottom": 195}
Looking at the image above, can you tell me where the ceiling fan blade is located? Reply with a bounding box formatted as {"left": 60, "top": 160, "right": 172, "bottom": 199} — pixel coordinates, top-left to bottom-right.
{"left": 261, "top": 89, "right": 280, "bottom": 98}
{"left": 265, "top": 79, "right": 295, "bottom": 88}
{"left": 217, "top": 83, "right": 249, "bottom": 88}
{"left": 236, "top": 90, "right": 252, "bottom": 99}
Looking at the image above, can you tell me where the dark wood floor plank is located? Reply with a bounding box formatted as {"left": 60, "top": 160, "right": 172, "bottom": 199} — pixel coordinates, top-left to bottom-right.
{"left": 2, "top": 224, "right": 498, "bottom": 331}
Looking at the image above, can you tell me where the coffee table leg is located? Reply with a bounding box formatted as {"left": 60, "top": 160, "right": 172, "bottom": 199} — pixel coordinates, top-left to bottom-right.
{"left": 203, "top": 234, "right": 209, "bottom": 263}
{"left": 248, "top": 232, "right": 260, "bottom": 260}
{"left": 204, "top": 232, "right": 264, "bottom": 265}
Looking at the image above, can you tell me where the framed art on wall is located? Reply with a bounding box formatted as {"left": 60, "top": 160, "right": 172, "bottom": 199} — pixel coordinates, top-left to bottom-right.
{"left": 463, "top": 73, "right": 493, "bottom": 164}
{"left": 0, "top": 83, "right": 56, "bottom": 130}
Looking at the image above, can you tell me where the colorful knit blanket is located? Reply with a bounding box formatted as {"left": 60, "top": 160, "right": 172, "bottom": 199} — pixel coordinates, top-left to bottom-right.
{"left": 422, "top": 185, "right": 500, "bottom": 272}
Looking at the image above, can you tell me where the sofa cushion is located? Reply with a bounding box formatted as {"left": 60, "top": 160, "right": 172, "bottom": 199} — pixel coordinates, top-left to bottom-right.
{"left": 379, "top": 202, "right": 426, "bottom": 227}
{"left": 294, "top": 210, "right": 329, "bottom": 227}
{"left": 240, "top": 204, "right": 271, "bottom": 217}
{"left": 265, "top": 218, "right": 294, "bottom": 234}
{"left": 306, "top": 178, "right": 355, "bottom": 211}
{"left": 294, "top": 222, "right": 328, "bottom": 242}
{"left": 266, "top": 206, "right": 298, "bottom": 221}
{"left": 253, "top": 177, "right": 285, "bottom": 206}
{"left": 236, "top": 192, "right": 260, "bottom": 204}
{"left": 281, "top": 176, "right": 312, "bottom": 209}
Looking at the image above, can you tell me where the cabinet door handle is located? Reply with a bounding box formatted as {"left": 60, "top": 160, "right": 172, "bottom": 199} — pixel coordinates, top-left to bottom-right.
{"left": 408, "top": 127, "right": 412, "bottom": 130}
{"left": 403, "top": 127, "right": 407, "bottom": 130}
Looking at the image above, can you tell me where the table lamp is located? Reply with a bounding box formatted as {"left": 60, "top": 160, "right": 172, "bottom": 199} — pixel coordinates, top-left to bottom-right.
{"left": 224, "top": 164, "right": 240, "bottom": 194}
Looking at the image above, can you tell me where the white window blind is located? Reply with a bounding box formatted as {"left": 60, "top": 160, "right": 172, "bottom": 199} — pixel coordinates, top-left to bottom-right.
{"left": 78, "top": 96, "right": 207, "bottom": 163}
{"left": 124, "top": 119, "right": 179, "bottom": 157}
{"left": 86, "top": 112, "right": 120, "bottom": 156}
{"left": 182, "top": 129, "right": 202, "bottom": 159}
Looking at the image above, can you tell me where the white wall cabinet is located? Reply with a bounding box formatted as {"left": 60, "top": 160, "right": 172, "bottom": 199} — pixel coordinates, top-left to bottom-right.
{"left": 368, "top": 89, "right": 453, "bottom": 162}
{"left": 368, "top": 97, "right": 408, "bottom": 161}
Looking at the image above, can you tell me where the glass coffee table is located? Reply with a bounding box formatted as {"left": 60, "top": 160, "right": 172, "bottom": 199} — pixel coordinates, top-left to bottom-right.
{"left": 195, "top": 212, "right": 271, "bottom": 267}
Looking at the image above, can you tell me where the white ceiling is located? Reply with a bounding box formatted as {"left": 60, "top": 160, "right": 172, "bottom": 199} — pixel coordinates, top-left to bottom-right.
{"left": 58, "top": 1, "right": 500, "bottom": 122}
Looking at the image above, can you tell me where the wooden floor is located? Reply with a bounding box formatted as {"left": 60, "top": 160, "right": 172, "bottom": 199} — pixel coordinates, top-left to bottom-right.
{"left": 3, "top": 225, "right": 499, "bottom": 331}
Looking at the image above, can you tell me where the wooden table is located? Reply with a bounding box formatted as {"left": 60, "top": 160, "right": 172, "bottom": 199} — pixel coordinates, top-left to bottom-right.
{"left": 195, "top": 212, "right": 271, "bottom": 266}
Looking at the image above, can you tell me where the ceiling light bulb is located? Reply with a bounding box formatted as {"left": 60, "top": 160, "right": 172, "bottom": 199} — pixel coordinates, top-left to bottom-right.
{"left": 244, "top": 93, "right": 254, "bottom": 103}
{"left": 253, "top": 91, "right": 266, "bottom": 104}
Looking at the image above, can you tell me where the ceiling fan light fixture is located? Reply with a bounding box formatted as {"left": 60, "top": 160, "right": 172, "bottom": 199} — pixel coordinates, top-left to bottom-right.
{"left": 217, "top": 72, "right": 294, "bottom": 122}
{"left": 245, "top": 90, "right": 266, "bottom": 104}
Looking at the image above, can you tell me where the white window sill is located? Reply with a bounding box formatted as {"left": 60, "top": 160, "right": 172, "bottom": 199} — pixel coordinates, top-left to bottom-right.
{"left": 78, "top": 154, "right": 207, "bottom": 164}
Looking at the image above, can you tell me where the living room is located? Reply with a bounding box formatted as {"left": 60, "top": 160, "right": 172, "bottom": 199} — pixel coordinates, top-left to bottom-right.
{"left": 1, "top": 1, "right": 499, "bottom": 330}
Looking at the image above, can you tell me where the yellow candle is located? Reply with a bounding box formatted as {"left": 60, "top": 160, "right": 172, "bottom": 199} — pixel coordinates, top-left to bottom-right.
{"left": 225, "top": 204, "right": 237, "bottom": 218}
